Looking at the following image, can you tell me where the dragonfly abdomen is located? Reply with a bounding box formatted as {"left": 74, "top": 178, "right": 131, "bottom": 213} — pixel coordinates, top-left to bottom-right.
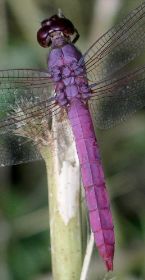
{"left": 68, "top": 98, "right": 114, "bottom": 271}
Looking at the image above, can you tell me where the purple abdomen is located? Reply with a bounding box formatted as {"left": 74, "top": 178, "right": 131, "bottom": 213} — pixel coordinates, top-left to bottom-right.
{"left": 48, "top": 43, "right": 115, "bottom": 271}
{"left": 68, "top": 99, "right": 114, "bottom": 270}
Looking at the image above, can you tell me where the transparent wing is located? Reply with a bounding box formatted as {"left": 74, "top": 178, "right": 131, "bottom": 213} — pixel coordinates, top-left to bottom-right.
{"left": 0, "top": 69, "right": 52, "bottom": 111}
{"left": 0, "top": 69, "right": 57, "bottom": 134}
{"left": 0, "top": 134, "right": 42, "bottom": 167}
{"left": 0, "top": 68, "right": 51, "bottom": 87}
{"left": 89, "top": 65, "right": 145, "bottom": 129}
{"left": 80, "top": 2, "right": 145, "bottom": 83}
{"left": 0, "top": 69, "right": 63, "bottom": 166}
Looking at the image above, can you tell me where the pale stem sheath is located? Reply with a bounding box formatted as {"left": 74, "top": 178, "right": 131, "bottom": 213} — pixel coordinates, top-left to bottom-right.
{"left": 40, "top": 116, "right": 83, "bottom": 280}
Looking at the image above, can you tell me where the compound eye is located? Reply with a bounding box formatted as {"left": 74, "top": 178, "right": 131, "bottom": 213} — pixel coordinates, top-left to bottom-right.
{"left": 37, "top": 26, "right": 51, "bottom": 47}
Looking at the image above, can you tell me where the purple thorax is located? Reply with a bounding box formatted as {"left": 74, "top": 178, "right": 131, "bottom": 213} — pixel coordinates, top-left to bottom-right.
{"left": 48, "top": 39, "right": 91, "bottom": 106}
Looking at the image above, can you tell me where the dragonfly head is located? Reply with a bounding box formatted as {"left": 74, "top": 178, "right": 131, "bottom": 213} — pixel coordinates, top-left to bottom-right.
{"left": 37, "top": 11, "right": 79, "bottom": 48}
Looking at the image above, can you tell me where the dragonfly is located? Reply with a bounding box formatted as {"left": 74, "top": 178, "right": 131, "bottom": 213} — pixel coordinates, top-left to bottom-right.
{"left": 1, "top": 2, "right": 145, "bottom": 271}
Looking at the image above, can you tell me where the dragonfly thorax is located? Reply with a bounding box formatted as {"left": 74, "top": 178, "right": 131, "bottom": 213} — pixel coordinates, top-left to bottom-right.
{"left": 48, "top": 43, "right": 91, "bottom": 106}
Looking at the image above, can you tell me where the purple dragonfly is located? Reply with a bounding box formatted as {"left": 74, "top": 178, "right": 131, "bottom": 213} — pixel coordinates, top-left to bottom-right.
{"left": 1, "top": 2, "right": 145, "bottom": 271}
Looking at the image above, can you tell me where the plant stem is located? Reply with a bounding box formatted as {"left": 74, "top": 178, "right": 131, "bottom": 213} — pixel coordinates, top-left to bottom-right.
{"left": 40, "top": 118, "right": 83, "bottom": 280}
{"left": 80, "top": 232, "right": 94, "bottom": 280}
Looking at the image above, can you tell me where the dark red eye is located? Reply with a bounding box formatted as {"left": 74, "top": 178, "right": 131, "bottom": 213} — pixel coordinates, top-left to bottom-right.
{"left": 37, "top": 25, "right": 51, "bottom": 48}
{"left": 42, "top": 15, "right": 75, "bottom": 34}
{"left": 37, "top": 14, "right": 79, "bottom": 47}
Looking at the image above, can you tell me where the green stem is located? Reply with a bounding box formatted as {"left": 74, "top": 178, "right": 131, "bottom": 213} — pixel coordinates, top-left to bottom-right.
{"left": 40, "top": 138, "right": 83, "bottom": 279}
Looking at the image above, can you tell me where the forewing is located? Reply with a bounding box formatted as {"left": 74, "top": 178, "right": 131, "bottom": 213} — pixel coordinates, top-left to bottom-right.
{"left": 89, "top": 66, "right": 145, "bottom": 129}
{"left": 0, "top": 69, "right": 57, "bottom": 133}
{"left": 80, "top": 2, "right": 145, "bottom": 83}
{"left": 0, "top": 69, "right": 62, "bottom": 166}
{"left": 0, "top": 68, "right": 52, "bottom": 107}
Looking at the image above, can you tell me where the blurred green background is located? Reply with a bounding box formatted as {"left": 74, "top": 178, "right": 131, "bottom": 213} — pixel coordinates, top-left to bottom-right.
{"left": 0, "top": 0, "right": 145, "bottom": 279}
